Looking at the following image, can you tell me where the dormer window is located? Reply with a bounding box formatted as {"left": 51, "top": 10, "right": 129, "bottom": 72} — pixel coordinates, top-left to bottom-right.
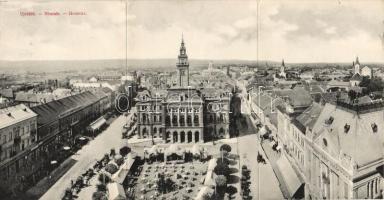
{"left": 323, "top": 138, "right": 328, "bottom": 147}
{"left": 325, "top": 116, "right": 334, "bottom": 125}
{"left": 344, "top": 124, "right": 350, "bottom": 133}
{"left": 371, "top": 123, "right": 378, "bottom": 133}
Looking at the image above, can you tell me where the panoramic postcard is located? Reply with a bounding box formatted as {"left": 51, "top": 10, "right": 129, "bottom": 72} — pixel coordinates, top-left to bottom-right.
{"left": 0, "top": 0, "right": 384, "bottom": 199}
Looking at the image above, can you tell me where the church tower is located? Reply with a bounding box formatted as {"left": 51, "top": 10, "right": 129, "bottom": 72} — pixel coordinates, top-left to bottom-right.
{"left": 177, "top": 35, "right": 189, "bottom": 87}
{"left": 354, "top": 56, "right": 360, "bottom": 74}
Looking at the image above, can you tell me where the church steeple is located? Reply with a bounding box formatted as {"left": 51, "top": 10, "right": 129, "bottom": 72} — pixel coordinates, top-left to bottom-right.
{"left": 176, "top": 34, "right": 189, "bottom": 87}
{"left": 282, "top": 59, "right": 285, "bottom": 67}
{"left": 355, "top": 56, "right": 360, "bottom": 65}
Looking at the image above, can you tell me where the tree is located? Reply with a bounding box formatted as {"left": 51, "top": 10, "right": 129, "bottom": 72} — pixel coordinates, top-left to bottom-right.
{"left": 98, "top": 173, "right": 110, "bottom": 184}
{"left": 348, "top": 90, "right": 358, "bottom": 101}
{"left": 215, "top": 175, "right": 227, "bottom": 196}
{"left": 96, "top": 183, "right": 107, "bottom": 192}
{"left": 214, "top": 162, "right": 231, "bottom": 177}
{"left": 359, "top": 77, "right": 384, "bottom": 93}
{"left": 165, "top": 177, "right": 175, "bottom": 192}
{"left": 105, "top": 163, "right": 118, "bottom": 174}
{"left": 119, "top": 146, "right": 131, "bottom": 157}
{"left": 157, "top": 174, "right": 166, "bottom": 194}
{"left": 220, "top": 144, "right": 232, "bottom": 153}
{"left": 216, "top": 157, "right": 230, "bottom": 166}
{"left": 92, "top": 191, "right": 107, "bottom": 200}
{"left": 110, "top": 148, "right": 116, "bottom": 157}
{"left": 115, "top": 156, "right": 124, "bottom": 166}
{"left": 202, "top": 191, "right": 213, "bottom": 200}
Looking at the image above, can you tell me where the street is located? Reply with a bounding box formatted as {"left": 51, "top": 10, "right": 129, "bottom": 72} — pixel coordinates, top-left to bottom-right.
{"left": 236, "top": 82, "right": 284, "bottom": 200}
{"left": 39, "top": 114, "right": 130, "bottom": 200}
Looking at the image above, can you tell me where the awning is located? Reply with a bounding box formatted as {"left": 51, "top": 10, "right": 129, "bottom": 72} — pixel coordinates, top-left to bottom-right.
{"left": 276, "top": 155, "right": 304, "bottom": 198}
{"left": 112, "top": 153, "right": 135, "bottom": 184}
{"left": 107, "top": 182, "right": 126, "bottom": 200}
{"left": 165, "top": 144, "right": 183, "bottom": 156}
{"left": 89, "top": 117, "right": 106, "bottom": 131}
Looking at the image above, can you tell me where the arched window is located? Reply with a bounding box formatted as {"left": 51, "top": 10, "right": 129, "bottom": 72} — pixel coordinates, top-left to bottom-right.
{"left": 153, "top": 127, "right": 157, "bottom": 133}
{"left": 172, "top": 115, "right": 178, "bottom": 125}
{"left": 194, "top": 115, "right": 199, "bottom": 125}
{"left": 180, "top": 115, "right": 185, "bottom": 126}
{"left": 209, "top": 115, "right": 214, "bottom": 123}
{"left": 166, "top": 115, "right": 171, "bottom": 126}
{"left": 187, "top": 115, "right": 192, "bottom": 126}
{"left": 219, "top": 128, "right": 224, "bottom": 135}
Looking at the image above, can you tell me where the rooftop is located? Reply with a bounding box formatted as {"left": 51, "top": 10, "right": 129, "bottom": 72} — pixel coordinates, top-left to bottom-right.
{"left": 312, "top": 103, "right": 384, "bottom": 168}
{"left": 31, "top": 91, "right": 100, "bottom": 126}
{"left": 0, "top": 104, "right": 37, "bottom": 130}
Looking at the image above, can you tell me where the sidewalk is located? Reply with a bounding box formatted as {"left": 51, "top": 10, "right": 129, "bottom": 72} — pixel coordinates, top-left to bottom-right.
{"left": 236, "top": 112, "right": 284, "bottom": 200}
{"left": 245, "top": 100, "right": 292, "bottom": 199}
{"left": 39, "top": 114, "right": 132, "bottom": 200}
{"left": 260, "top": 140, "right": 290, "bottom": 198}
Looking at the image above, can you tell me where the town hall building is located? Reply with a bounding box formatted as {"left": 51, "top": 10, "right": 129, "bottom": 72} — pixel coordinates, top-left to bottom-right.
{"left": 135, "top": 37, "right": 231, "bottom": 143}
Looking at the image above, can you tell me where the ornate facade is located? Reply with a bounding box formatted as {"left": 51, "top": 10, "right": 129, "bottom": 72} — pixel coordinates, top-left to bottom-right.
{"left": 135, "top": 37, "right": 231, "bottom": 143}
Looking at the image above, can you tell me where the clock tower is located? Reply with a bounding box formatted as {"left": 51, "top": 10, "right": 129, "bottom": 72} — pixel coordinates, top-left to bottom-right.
{"left": 177, "top": 35, "right": 189, "bottom": 87}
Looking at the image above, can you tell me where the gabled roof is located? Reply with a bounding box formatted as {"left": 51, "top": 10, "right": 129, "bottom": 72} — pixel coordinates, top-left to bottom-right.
{"left": 0, "top": 89, "right": 13, "bottom": 99}
{"left": 15, "top": 92, "right": 55, "bottom": 103}
{"left": 31, "top": 91, "right": 99, "bottom": 126}
{"left": 295, "top": 103, "right": 323, "bottom": 131}
{"left": 0, "top": 104, "right": 37, "bottom": 129}
{"left": 312, "top": 103, "right": 384, "bottom": 168}
{"left": 350, "top": 73, "right": 363, "bottom": 81}
{"left": 272, "top": 88, "right": 312, "bottom": 108}
{"left": 327, "top": 80, "right": 350, "bottom": 87}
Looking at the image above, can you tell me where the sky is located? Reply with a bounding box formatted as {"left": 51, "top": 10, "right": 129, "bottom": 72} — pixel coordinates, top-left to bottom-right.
{"left": 0, "top": 0, "right": 384, "bottom": 63}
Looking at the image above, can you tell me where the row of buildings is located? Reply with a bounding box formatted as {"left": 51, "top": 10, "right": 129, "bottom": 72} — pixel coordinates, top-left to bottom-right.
{"left": 248, "top": 78, "right": 384, "bottom": 198}
{"left": 0, "top": 89, "right": 114, "bottom": 196}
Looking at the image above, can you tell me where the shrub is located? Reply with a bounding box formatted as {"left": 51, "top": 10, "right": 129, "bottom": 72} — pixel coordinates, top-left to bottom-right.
{"left": 105, "top": 163, "right": 118, "bottom": 174}
{"left": 98, "top": 173, "right": 110, "bottom": 184}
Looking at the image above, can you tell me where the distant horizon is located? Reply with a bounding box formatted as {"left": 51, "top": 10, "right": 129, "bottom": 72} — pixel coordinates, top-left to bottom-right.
{"left": 1, "top": 58, "right": 384, "bottom": 65}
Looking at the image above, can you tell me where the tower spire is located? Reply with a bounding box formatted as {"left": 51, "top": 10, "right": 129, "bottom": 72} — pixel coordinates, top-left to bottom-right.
{"left": 356, "top": 56, "right": 360, "bottom": 65}
{"left": 177, "top": 35, "right": 189, "bottom": 87}
{"left": 282, "top": 59, "right": 285, "bottom": 67}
